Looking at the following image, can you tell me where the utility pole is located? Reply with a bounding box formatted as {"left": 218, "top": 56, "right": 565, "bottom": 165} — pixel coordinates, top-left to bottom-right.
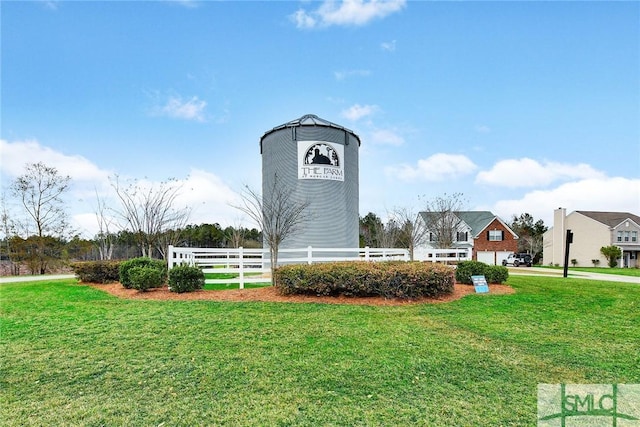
{"left": 563, "top": 229, "right": 573, "bottom": 278}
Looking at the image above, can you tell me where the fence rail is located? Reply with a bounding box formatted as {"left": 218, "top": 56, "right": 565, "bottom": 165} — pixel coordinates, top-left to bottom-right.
{"left": 168, "top": 246, "right": 410, "bottom": 289}
{"left": 415, "top": 247, "right": 472, "bottom": 263}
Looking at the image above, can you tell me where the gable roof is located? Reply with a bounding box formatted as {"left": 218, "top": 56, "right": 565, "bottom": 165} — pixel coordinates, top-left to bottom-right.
{"left": 419, "top": 210, "right": 518, "bottom": 238}
{"left": 576, "top": 211, "right": 640, "bottom": 228}
{"left": 454, "top": 211, "right": 496, "bottom": 236}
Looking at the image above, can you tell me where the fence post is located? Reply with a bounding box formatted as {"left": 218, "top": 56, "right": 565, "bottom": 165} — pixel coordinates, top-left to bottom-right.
{"left": 365, "top": 246, "right": 370, "bottom": 261}
{"left": 307, "top": 246, "right": 313, "bottom": 265}
{"left": 238, "top": 246, "right": 244, "bottom": 290}
{"left": 168, "top": 245, "right": 174, "bottom": 269}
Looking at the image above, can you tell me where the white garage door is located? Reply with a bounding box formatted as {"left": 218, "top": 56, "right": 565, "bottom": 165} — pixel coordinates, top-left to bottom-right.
{"left": 496, "top": 251, "right": 512, "bottom": 266}
{"left": 477, "top": 251, "right": 496, "bottom": 265}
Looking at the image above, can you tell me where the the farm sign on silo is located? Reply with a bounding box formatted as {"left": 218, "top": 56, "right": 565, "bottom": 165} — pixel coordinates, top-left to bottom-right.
{"left": 298, "top": 141, "right": 344, "bottom": 181}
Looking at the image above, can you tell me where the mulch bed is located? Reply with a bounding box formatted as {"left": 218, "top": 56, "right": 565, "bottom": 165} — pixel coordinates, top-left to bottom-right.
{"left": 87, "top": 282, "right": 515, "bottom": 306}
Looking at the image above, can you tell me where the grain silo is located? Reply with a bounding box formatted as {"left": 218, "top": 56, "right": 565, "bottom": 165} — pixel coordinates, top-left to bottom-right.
{"left": 260, "top": 114, "right": 360, "bottom": 250}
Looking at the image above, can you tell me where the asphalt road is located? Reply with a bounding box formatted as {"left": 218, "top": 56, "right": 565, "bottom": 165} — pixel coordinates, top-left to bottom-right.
{"left": 508, "top": 267, "right": 640, "bottom": 284}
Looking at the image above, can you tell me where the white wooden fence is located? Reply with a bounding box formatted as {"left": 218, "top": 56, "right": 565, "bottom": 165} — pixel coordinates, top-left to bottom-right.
{"left": 414, "top": 247, "right": 472, "bottom": 263}
{"left": 167, "top": 246, "right": 410, "bottom": 289}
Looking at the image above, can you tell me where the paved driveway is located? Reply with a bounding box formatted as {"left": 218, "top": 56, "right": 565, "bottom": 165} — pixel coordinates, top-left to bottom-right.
{"left": 508, "top": 267, "right": 639, "bottom": 284}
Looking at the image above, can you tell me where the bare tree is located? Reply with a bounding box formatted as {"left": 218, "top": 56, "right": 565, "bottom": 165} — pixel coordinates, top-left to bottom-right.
{"left": 419, "top": 192, "right": 467, "bottom": 249}
{"left": 511, "top": 213, "right": 547, "bottom": 261}
{"left": 225, "top": 219, "right": 247, "bottom": 248}
{"left": 390, "top": 207, "right": 429, "bottom": 261}
{"left": 155, "top": 213, "right": 191, "bottom": 260}
{"left": 0, "top": 193, "right": 20, "bottom": 275}
{"left": 94, "top": 189, "right": 116, "bottom": 260}
{"left": 9, "top": 162, "right": 72, "bottom": 273}
{"left": 232, "top": 175, "right": 309, "bottom": 285}
{"left": 11, "top": 162, "right": 72, "bottom": 239}
{"left": 110, "top": 176, "right": 191, "bottom": 259}
{"left": 376, "top": 216, "right": 402, "bottom": 249}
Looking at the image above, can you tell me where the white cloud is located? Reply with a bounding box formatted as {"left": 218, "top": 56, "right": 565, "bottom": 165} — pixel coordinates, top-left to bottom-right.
{"left": 369, "top": 129, "right": 404, "bottom": 146}
{"left": 292, "top": 0, "right": 406, "bottom": 29}
{"left": 174, "top": 169, "right": 243, "bottom": 224}
{"left": 490, "top": 177, "right": 640, "bottom": 226}
{"left": 476, "top": 158, "right": 606, "bottom": 188}
{"left": 385, "top": 153, "right": 477, "bottom": 181}
{"left": 341, "top": 104, "right": 378, "bottom": 121}
{"left": 291, "top": 9, "right": 317, "bottom": 29}
{"left": 334, "top": 69, "right": 371, "bottom": 81}
{"left": 0, "top": 140, "right": 247, "bottom": 237}
{"left": 474, "top": 125, "right": 491, "bottom": 133}
{"left": 74, "top": 169, "right": 245, "bottom": 238}
{"left": 381, "top": 40, "right": 396, "bottom": 52}
{"left": 153, "top": 95, "right": 207, "bottom": 122}
{"left": 0, "top": 139, "right": 110, "bottom": 183}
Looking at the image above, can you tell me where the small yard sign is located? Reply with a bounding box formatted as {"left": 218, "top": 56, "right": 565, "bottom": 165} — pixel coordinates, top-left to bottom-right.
{"left": 471, "top": 275, "right": 489, "bottom": 293}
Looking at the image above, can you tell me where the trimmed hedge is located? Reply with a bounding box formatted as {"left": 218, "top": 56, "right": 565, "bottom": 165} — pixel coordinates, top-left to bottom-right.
{"left": 128, "top": 266, "right": 164, "bottom": 292}
{"left": 485, "top": 264, "right": 509, "bottom": 285}
{"left": 455, "top": 260, "right": 509, "bottom": 284}
{"left": 168, "top": 265, "right": 205, "bottom": 293}
{"left": 274, "top": 261, "right": 454, "bottom": 299}
{"left": 70, "top": 261, "right": 121, "bottom": 283}
{"left": 119, "top": 257, "right": 167, "bottom": 289}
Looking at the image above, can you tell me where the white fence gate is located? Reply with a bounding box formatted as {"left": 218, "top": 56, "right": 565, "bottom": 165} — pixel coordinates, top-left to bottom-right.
{"left": 168, "top": 246, "right": 410, "bottom": 289}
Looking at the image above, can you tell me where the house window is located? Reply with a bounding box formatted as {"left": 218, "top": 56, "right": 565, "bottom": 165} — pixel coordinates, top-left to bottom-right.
{"left": 624, "top": 231, "right": 630, "bottom": 242}
{"left": 429, "top": 232, "right": 435, "bottom": 242}
{"left": 456, "top": 232, "right": 468, "bottom": 242}
{"left": 488, "top": 230, "right": 503, "bottom": 241}
{"left": 632, "top": 231, "right": 638, "bottom": 243}
{"left": 617, "top": 231, "right": 623, "bottom": 242}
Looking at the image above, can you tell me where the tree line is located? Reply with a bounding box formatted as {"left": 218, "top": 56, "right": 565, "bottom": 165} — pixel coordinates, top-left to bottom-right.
{"left": 1, "top": 162, "right": 548, "bottom": 275}
{"left": 0, "top": 162, "right": 262, "bottom": 275}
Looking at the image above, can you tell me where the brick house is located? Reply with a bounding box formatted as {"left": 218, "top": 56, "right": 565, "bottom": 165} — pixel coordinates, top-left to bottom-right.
{"left": 415, "top": 211, "right": 519, "bottom": 265}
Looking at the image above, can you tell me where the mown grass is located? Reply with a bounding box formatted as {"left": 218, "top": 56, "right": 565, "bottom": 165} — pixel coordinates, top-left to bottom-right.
{"left": 203, "top": 272, "right": 270, "bottom": 290}
{"left": 1, "top": 276, "right": 638, "bottom": 426}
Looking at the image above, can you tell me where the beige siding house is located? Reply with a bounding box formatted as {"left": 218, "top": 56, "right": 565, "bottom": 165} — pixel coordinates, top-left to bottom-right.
{"left": 543, "top": 208, "right": 640, "bottom": 267}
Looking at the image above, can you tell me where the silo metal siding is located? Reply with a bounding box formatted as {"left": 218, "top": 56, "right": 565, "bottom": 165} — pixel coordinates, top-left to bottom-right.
{"left": 261, "top": 120, "right": 359, "bottom": 251}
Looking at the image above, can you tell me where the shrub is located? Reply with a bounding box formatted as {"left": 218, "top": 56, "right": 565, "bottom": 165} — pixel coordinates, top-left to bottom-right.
{"left": 455, "top": 260, "right": 509, "bottom": 284}
{"left": 168, "top": 265, "right": 205, "bottom": 293}
{"left": 71, "top": 261, "right": 121, "bottom": 283}
{"left": 119, "top": 257, "right": 167, "bottom": 289}
{"left": 455, "top": 261, "right": 488, "bottom": 284}
{"left": 275, "top": 261, "right": 454, "bottom": 299}
{"left": 484, "top": 265, "right": 509, "bottom": 285}
{"left": 600, "top": 245, "right": 622, "bottom": 268}
{"left": 128, "top": 266, "right": 164, "bottom": 291}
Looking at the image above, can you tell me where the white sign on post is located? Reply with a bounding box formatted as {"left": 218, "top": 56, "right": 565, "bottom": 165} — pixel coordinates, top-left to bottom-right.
{"left": 471, "top": 275, "right": 489, "bottom": 293}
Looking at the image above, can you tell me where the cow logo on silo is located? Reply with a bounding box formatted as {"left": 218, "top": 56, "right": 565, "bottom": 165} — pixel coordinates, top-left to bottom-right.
{"left": 298, "top": 141, "right": 344, "bottom": 181}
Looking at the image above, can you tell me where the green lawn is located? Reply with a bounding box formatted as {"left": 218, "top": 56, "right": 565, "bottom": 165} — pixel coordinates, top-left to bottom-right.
{"left": 203, "top": 272, "right": 270, "bottom": 290}
{"left": 1, "top": 276, "right": 638, "bottom": 426}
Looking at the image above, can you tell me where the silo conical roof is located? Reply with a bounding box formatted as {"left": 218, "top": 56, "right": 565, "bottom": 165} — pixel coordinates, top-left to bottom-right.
{"left": 261, "top": 114, "right": 361, "bottom": 146}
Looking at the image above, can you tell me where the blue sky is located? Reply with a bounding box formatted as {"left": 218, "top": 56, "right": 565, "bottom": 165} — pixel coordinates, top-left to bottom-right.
{"left": 1, "top": 0, "right": 639, "bottom": 238}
